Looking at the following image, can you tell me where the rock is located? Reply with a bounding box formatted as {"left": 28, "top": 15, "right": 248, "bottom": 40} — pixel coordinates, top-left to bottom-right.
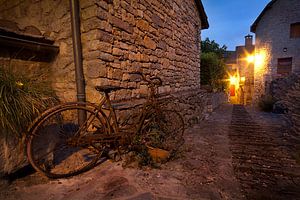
{"left": 143, "top": 36, "right": 156, "bottom": 50}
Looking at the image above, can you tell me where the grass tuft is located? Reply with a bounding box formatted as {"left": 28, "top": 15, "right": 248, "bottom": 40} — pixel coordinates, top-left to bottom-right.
{"left": 0, "top": 67, "right": 58, "bottom": 138}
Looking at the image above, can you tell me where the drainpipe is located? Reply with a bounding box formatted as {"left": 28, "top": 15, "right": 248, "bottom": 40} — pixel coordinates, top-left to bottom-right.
{"left": 69, "top": 0, "right": 86, "bottom": 122}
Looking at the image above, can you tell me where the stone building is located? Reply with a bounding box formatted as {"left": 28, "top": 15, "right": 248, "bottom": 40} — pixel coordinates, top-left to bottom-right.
{"left": 224, "top": 35, "right": 255, "bottom": 105}
{"left": 0, "top": 1, "right": 228, "bottom": 175}
{"left": 0, "top": 0, "right": 209, "bottom": 104}
{"left": 250, "top": 0, "right": 300, "bottom": 101}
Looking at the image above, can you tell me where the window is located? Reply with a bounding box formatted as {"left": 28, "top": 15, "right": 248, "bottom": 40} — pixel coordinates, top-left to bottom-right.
{"left": 290, "top": 23, "right": 300, "bottom": 38}
{"left": 277, "top": 57, "right": 292, "bottom": 75}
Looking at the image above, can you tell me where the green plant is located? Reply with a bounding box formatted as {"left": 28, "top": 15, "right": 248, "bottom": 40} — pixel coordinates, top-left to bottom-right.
{"left": 258, "top": 95, "right": 275, "bottom": 112}
{"left": 201, "top": 38, "right": 227, "bottom": 91}
{"left": 0, "top": 67, "right": 58, "bottom": 138}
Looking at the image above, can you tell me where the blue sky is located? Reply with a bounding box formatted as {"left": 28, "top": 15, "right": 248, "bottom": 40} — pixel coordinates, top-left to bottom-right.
{"left": 201, "top": 0, "right": 271, "bottom": 50}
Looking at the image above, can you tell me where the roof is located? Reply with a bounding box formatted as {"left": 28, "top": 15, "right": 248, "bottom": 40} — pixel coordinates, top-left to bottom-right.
{"left": 250, "top": 0, "right": 278, "bottom": 33}
{"left": 223, "top": 51, "right": 237, "bottom": 64}
{"left": 0, "top": 28, "right": 59, "bottom": 62}
{"left": 195, "top": 0, "right": 209, "bottom": 29}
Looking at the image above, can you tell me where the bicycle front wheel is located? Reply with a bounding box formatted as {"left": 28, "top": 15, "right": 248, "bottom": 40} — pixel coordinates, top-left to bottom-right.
{"left": 27, "top": 105, "right": 109, "bottom": 178}
{"left": 140, "top": 109, "right": 185, "bottom": 157}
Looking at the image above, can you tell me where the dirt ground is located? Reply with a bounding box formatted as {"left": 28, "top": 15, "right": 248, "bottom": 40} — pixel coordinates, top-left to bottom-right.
{"left": 0, "top": 105, "right": 247, "bottom": 199}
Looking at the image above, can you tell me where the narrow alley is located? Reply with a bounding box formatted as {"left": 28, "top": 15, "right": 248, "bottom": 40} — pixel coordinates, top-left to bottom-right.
{"left": 0, "top": 104, "right": 299, "bottom": 200}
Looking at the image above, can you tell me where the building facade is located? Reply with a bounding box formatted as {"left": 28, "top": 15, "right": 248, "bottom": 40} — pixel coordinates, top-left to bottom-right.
{"left": 0, "top": 0, "right": 208, "bottom": 103}
{"left": 251, "top": 0, "right": 300, "bottom": 101}
{"left": 0, "top": 1, "right": 230, "bottom": 176}
{"left": 224, "top": 35, "right": 255, "bottom": 105}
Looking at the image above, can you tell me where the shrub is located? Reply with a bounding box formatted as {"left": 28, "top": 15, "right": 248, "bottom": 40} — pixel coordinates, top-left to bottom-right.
{"left": 0, "top": 67, "right": 58, "bottom": 138}
{"left": 258, "top": 95, "right": 275, "bottom": 112}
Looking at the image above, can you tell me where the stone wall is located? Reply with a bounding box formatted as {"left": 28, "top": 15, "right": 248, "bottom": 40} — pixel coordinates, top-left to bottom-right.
{"left": 0, "top": 0, "right": 202, "bottom": 103}
{"left": 253, "top": 0, "right": 300, "bottom": 102}
{"left": 0, "top": 0, "right": 209, "bottom": 175}
{"left": 0, "top": 135, "right": 27, "bottom": 177}
{"left": 269, "top": 74, "right": 300, "bottom": 136}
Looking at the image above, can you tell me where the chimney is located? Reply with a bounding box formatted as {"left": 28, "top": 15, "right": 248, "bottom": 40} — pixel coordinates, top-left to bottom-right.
{"left": 245, "top": 34, "right": 253, "bottom": 47}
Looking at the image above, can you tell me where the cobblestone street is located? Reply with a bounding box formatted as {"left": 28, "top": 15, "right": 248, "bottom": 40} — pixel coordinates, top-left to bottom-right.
{"left": 0, "top": 104, "right": 299, "bottom": 200}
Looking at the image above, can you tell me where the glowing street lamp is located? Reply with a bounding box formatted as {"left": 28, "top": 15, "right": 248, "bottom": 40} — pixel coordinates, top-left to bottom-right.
{"left": 246, "top": 52, "right": 266, "bottom": 71}
{"left": 247, "top": 55, "right": 255, "bottom": 63}
{"left": 229, "top": 75, "right": 238, "bottom": 86}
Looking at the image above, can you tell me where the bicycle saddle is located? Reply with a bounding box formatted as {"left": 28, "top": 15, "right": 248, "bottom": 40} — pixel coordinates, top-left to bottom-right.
{"left": 95, "top": 85, "right": 124, "bottom": 93}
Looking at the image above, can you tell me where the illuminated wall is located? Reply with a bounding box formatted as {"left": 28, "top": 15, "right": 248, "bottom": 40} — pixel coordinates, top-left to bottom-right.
{"left": 251, "top": 0, "right": 300, "bottom": 102}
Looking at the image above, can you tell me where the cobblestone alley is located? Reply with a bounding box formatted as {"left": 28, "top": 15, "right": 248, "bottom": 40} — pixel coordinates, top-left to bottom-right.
{"left": 0, "top": 104, "right": 299, "bottom": 200}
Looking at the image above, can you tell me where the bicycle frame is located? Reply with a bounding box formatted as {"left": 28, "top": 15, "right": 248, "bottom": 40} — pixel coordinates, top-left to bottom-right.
{"left": 84, "top": 74, "right": 163, "bottom": 147}
{"left": 93, "top": 90, "right": 155, "bottom": 144}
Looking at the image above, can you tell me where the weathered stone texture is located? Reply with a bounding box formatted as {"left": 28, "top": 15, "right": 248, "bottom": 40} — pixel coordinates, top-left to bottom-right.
{"left": 0, "top": 135, "right": 27, "bottom": 176}
{"left": 253, "top": 0, "right": 300, "bottom": 101}
{"left": 0, "top": 0, "right": 203, "bottom": 93}
{"left": 0, "top": 0, "right": 215, "bottom": 175}
{"left": 269, "top": 74, "right": 300, "bottom": 136}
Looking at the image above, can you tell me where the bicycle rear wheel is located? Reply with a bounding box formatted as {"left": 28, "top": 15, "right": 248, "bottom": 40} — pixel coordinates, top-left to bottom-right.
{"left": 27, "top": 105, "right": 109, "bottom": 178}
{"left": 140, "top": 109, "right": 185, "bottom": 158}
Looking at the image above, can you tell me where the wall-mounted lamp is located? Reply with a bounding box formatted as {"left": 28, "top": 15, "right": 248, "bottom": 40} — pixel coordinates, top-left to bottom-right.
{"left": 283, "top": 47, "right": 287, "bottom": 52}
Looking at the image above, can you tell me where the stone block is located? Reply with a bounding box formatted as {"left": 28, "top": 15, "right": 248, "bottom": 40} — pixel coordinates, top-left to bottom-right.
{"left": 151, "top": 14, "right": 164, "bottom": 28}
{"left": 99, "top": 52, "right": 115, "bottom": 62}
{"left": 140, "top": 54, "right": 150, "bottom": 62}
{"left": 100, "top": 41, "right": 113, "bottom": 53}
{"left": 82, "top": 5, "right": 108, "bottom": 20}
{"left": 157, "top": 40, "right": 167, "bottom": 50}
{"left": 143, "top": 36, "right": 156, "bottom": 50}
{"left": 81, "top": 1, "right": 111, "bottom": 11}
{"left": 110, "top": 62, "right": 121, "bottom": 69}
{"left": 88, "top": 40, "right": 112, "bottom": 53}
{"left": 139, "top": 84, "right": 148, "bottom": 95}
{"left": 136, "top": 19, "right": 149, "bottom": 32}
{"left": 120, "top": 60, "right": 130, "bottom": 69}
{"left": 113, "top": 68, "right": 124, "bottom": 80}
{"left": 86, "top": 60, "right": 107, "bottom": 78}
{"left": 90, "top": 78, "right": 109, "bottom": 89}
{"left": 97, "top": 1, "right": 109, "bottom": 10}
{"left": 81, "top": 5, "right": 97, "bottom": 20}
{"left": 158, "top": 85, "right": 171, "bottom": 94}
{"left": 120, "top": 0, "right": 135, "bottom": 15}
{"left": 80, "top": 0, "right": 101, "bottom": 9}
{"left": 149, "top": 55, "right": 158, "bottom": 62}
{"left": 112, "top": 48, "right": 124, "bottom": 56}
{"left": 96, "top": 30, "right": 114, "bottom": 43}
{"left": 82, "top": 17, "right": 112, "bottom": 32}
{"left": 115, "top": 41, "right": 132, "bottom": 50}
{"left": 121, "top": 31, "right": 135, "bottom": 43}
{"left": 127, "top": 82, "right": 137, "bottom": 88}
{"left": 109, "top": 15, "right": 133, "bottom": 33}
{"left": 122, "top": 10, "right": 135, "bottom": 25}
{"left": 0, "top": 134, "right": 27, "bottom": 176}
{"left": 128, "top": 52, "right": 141, "bottom": 62}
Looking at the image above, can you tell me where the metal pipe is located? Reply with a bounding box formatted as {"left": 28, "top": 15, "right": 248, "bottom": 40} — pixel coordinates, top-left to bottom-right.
{"left": 70, "top": 0, "right": 86, "bottom": 103}
{"left": 69, "top": 0, "right": 86, "bottom": 124}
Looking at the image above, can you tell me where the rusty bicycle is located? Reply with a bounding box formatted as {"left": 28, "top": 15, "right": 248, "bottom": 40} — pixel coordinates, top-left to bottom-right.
{"left": 26, "top": 72, "right": 185, "bottom": 178}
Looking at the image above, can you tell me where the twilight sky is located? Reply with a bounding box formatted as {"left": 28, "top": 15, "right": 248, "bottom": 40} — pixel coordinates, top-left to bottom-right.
{"left": 201, "top": 0, "right": 271, "bottom": 50}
